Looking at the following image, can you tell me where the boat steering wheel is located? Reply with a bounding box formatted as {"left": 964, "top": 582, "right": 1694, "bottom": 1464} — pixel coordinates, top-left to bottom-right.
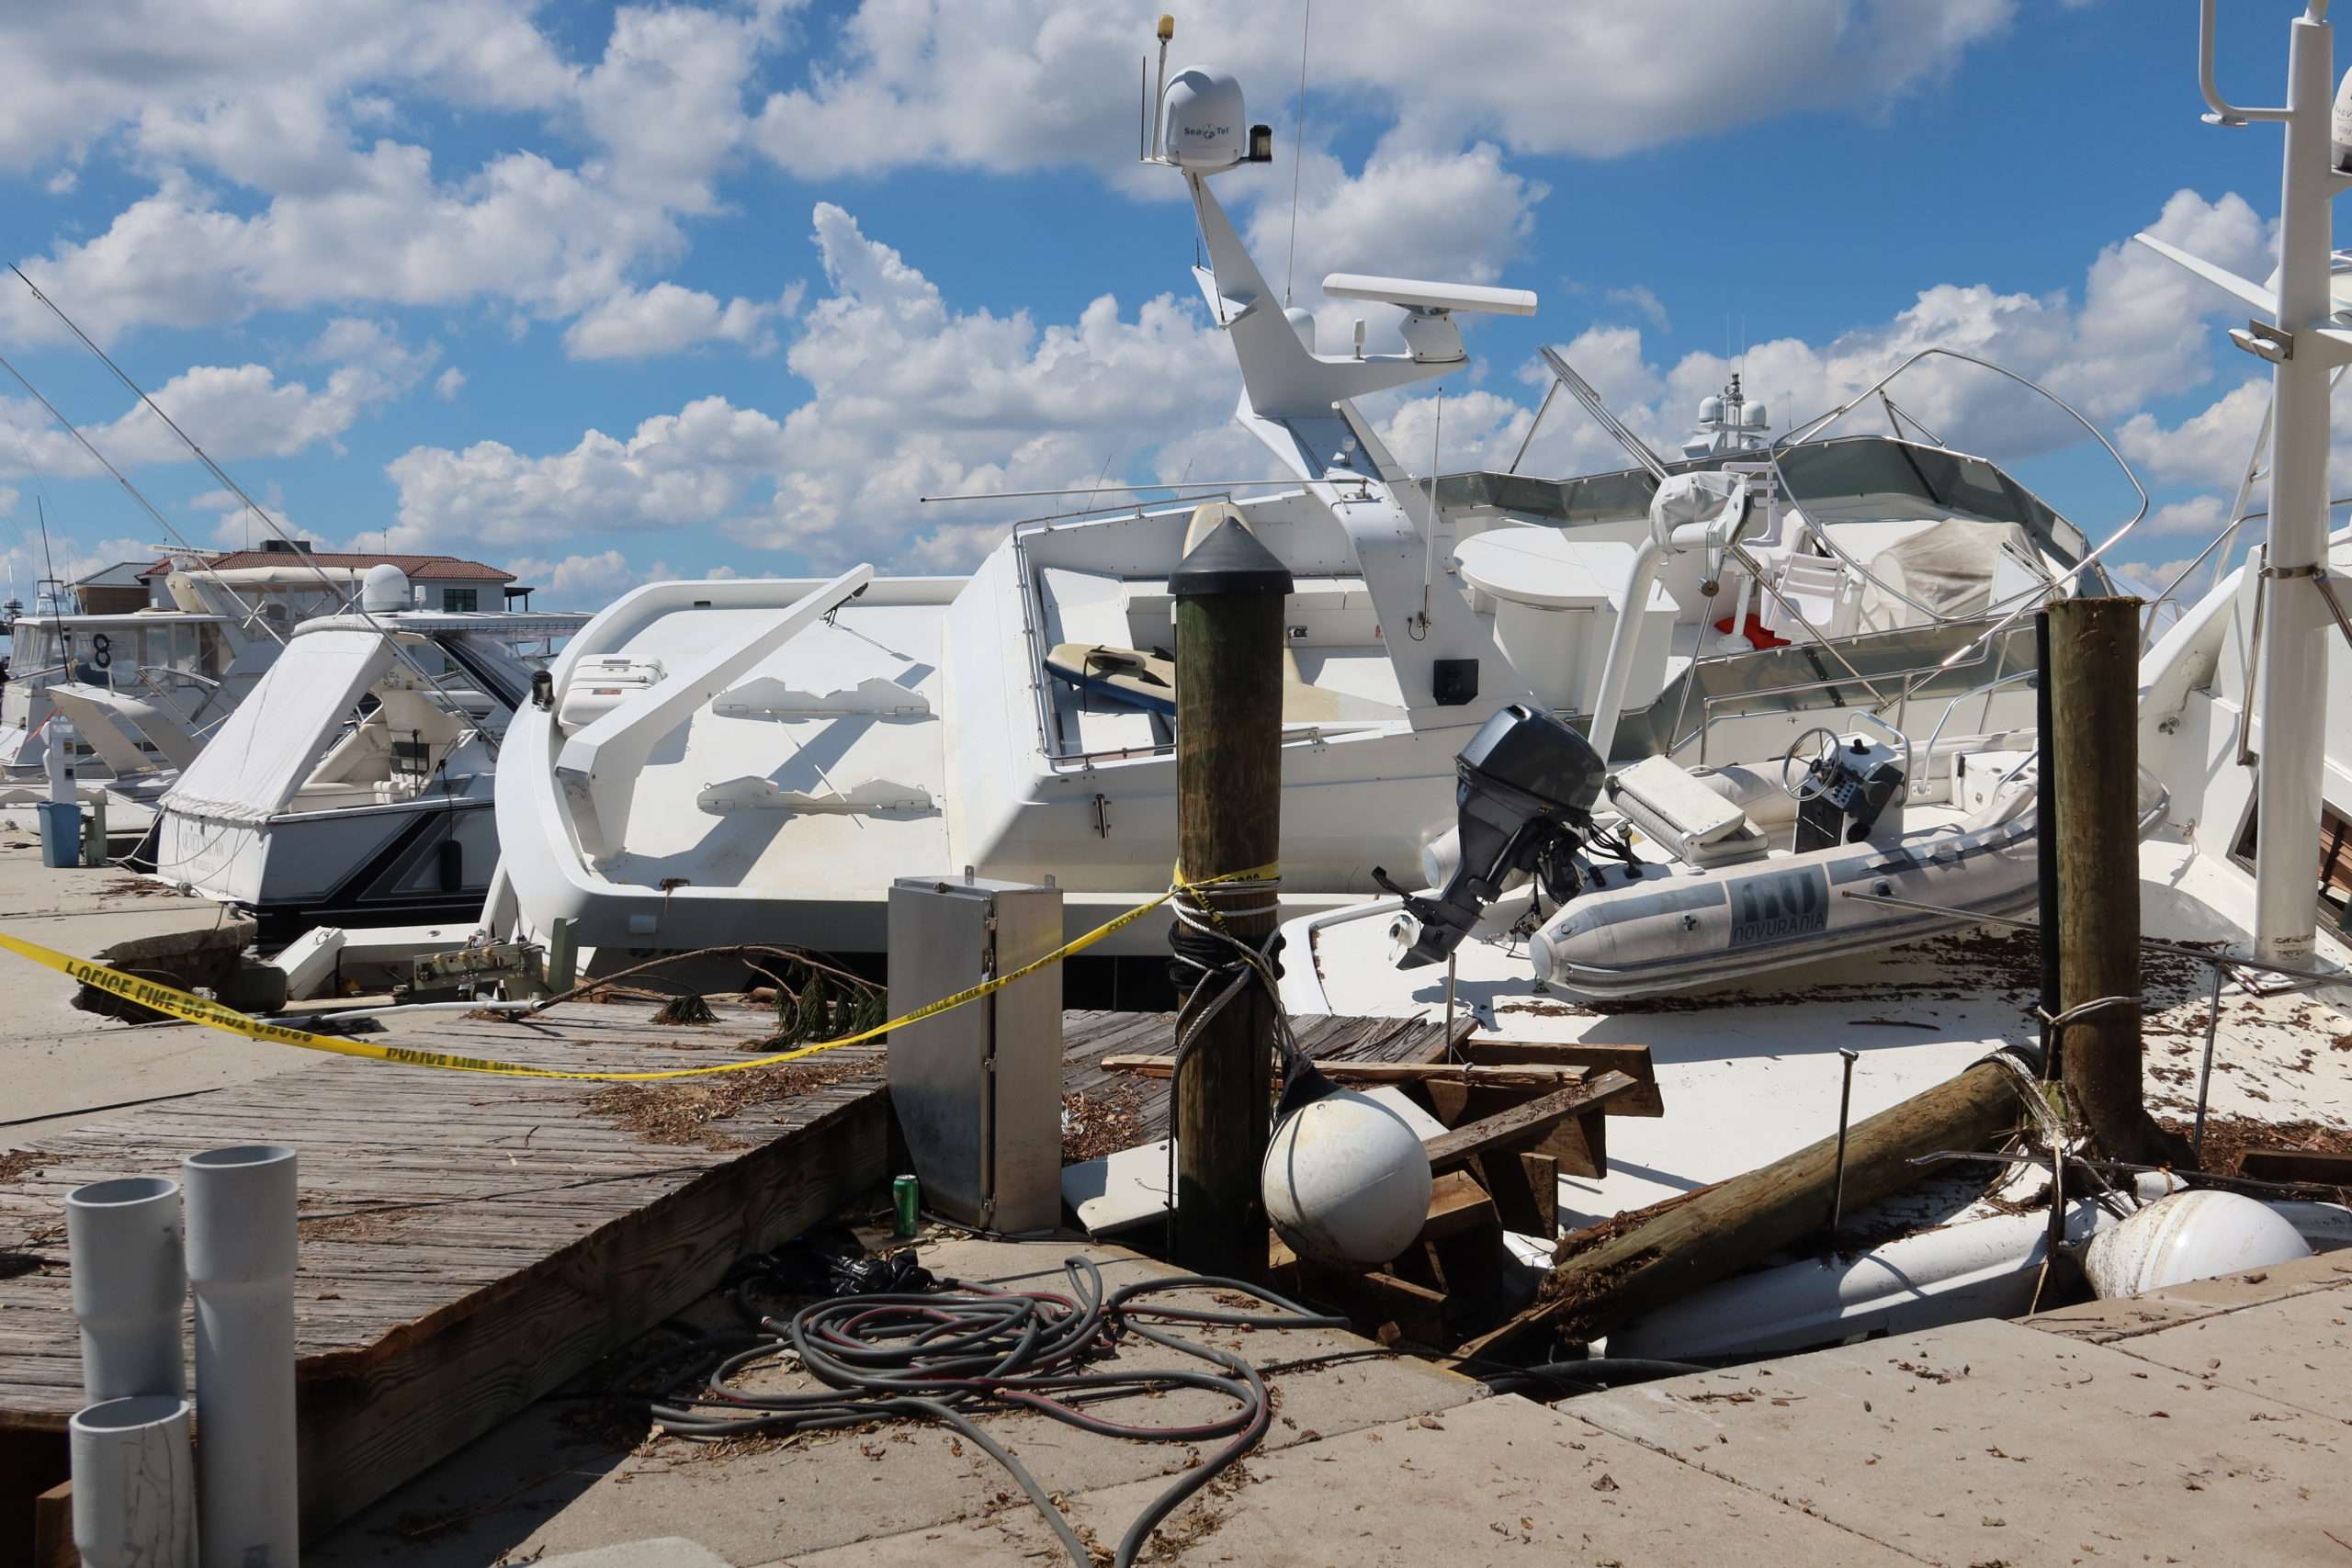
{"left": 1779, "top": 726, "right": 1848, "bottom": 803}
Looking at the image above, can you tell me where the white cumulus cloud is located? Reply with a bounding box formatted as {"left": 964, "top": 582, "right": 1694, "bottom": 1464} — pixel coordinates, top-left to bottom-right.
{"left": 562, "top": 281, "right": 800, "bottom": 361}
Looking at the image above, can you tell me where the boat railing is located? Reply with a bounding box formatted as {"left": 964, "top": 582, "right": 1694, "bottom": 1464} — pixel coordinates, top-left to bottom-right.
{"left": 1911, "top": 666, "right": 2041, "bottom": 794}
{"left": 1011, "top": 494, "right": 1301, "bottom": 771}
{"left": 1768, "top": 346, "right": 2148, "bottom": 627}
{"left": 2135, "top": 497, "right": 2352, "bottom": 649}
{"left": 2139, "top": 509, "right": 2262, "bottom": 648}
{"left": 1675, "top": 636, "right": 2004, "bottom": 767}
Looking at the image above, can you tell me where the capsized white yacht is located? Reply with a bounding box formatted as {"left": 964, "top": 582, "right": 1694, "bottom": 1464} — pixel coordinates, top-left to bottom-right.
{"left": 1281, "top": 0, "right": 2352, "bottom": 1362}
{"left": 481, "top": 51, "right": 2128, "bottom": 974}
{"left": 144, "top": 567, "right": 584, "bottom": 942}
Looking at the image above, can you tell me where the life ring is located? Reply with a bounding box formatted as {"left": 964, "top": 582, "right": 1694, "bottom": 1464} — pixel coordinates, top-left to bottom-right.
{"left": 90, "top": 632, "right": 112, "bottom": 671}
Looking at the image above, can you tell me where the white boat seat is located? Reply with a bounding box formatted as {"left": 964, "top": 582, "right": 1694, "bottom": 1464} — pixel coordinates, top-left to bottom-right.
{"left": 1759, "top": 553, "right": 1859, "bottom": 642}
{"left": 1605, "top": 755, "right": 1770, "bottom": 868}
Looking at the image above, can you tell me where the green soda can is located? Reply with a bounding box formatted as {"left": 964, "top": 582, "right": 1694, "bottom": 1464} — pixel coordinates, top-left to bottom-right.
{"left": 892, "top": 1174, "right": 920, "bottom": 1238}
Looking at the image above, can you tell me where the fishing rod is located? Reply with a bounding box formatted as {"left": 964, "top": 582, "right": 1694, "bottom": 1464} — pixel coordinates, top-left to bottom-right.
{"left": 10, "top": 266, "right": 499, "bottom": 751}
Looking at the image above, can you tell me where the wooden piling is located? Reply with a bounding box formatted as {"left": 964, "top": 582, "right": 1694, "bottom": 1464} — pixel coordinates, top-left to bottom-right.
{"left": 2034, "top": 609, "right": 2063, "bottom": 1077}
{"left": 2045, "top": 595, "right": 2184, "bottom": 1166}
{"left": 1168, "top": 506, "right": 1293, "bottom": 1278}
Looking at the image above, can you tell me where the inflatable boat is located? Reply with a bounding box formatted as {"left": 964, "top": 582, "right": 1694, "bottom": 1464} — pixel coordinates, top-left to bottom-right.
{"left": 1376, "top": 703, "right": 2165, "bottom": 1003}
{"left": 1527, "top": 767, "right": 2166, "bottom": 999}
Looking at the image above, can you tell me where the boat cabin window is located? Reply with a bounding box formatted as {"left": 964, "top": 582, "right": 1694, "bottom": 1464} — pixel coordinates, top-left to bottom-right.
{"left": 11, "top": 622, "right": 59, "bottom": 673}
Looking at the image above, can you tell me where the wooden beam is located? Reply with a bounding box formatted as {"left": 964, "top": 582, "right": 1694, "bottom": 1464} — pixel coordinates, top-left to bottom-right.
{"left": 1419, "top": 1169, "right": 1500, "bottom": 1242}
{"left": 1454, "top": 1039, "right": 1662, "bottom": 1116}
{"left": 1269, "top": 1242, "right": 1450, "bottom": 1347}
{"left": 31, "top": 1481, "right": 70, "bottom": 1568}
{"left": 1422, "top": 1072, "right": 1637, "bottom": 1170}
{"left": 1476, "top": 1149, "right": 1553, "bottom": 1236}
{"left": 1537, "top": 1109, "right": 1606, "bottom": 1179}
{"left": 1100, "top": 1055, "right": 1591, "bottom": 1093}
{"left": 1449, "top": 1057, "right": 2024, "bottom": 1365}
{"left": 1519, "top": 1152, "right": 1559, "bottom": 1238}
{"left": 2236, "top": 1147, "right": 2352, "bottom": 1185}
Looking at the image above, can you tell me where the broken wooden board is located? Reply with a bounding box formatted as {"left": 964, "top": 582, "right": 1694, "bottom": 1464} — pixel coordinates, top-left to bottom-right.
{"left": 1095, "top": 1056, "right": 1594, "bottom": 1092}
{"left": 1420, "top": 1072, "right": 1639, "bottom": 1170}
{"left": 1456, "top": 1038, "right": 1663, "bottom": 1115}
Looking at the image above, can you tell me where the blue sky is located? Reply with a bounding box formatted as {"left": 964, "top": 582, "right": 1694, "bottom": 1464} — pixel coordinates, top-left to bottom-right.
{"left": 0, "top": 1, "right": 2319, "bottom": 607}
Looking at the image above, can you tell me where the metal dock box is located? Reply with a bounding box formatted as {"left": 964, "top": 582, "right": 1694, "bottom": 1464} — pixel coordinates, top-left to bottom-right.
{"left": 886, "top": 874, "right": 1065, "bottom": 1233}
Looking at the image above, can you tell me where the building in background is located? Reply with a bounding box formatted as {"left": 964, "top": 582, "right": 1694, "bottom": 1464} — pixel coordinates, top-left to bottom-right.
{"left": 69, "top": 561, "right": 155, "bottom": 616}
{"left": 130, "top": 541, "right": 525, "bottom": 620}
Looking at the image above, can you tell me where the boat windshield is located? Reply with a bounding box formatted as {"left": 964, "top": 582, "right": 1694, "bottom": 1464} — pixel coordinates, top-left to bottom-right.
{"left": 1436, "top": 434, "right": 2091, "bottom": 569}
{"left": 1614, "top": 617, "right": 2040, "bottom": 764}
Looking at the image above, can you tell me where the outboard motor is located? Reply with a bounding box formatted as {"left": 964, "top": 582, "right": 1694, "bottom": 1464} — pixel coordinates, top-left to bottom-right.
{"left": 1375, "top": 704, "right": 1605, "bottom": 968}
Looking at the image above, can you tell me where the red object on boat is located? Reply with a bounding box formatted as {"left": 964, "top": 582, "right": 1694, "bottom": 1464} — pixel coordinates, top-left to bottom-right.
{"left": 1713, "top": 614, "right": 1790, "bottom": 650}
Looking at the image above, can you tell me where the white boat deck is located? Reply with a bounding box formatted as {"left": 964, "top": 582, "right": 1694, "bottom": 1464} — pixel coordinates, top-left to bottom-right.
{"left": 1290, "top": 836, "right": 2352, "bottom": 1231}
{"left": 598, "top": 602, "right": 952, "bottom": 891}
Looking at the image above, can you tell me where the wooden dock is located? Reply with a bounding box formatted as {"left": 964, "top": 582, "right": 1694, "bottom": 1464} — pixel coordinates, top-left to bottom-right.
{"left": 0, "top": 998, "right": 1456, "bottom": 1551}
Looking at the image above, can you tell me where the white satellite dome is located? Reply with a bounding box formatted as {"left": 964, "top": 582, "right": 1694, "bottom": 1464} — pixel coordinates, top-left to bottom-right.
{"left": 2083, "top": 1190, "right": 2311, "bottom": 1299}
{"left": 1162, "top": 69, "right": 1245, "bottom": 171}
{"left": 360, "top": 563, "right": 412, "bottom": 615}
{"left": 1697, "top": 395, "right": 1724, "bottom": 425}
{"left": 1262, "top": 1088, "right": 1433, "bottom": 1265}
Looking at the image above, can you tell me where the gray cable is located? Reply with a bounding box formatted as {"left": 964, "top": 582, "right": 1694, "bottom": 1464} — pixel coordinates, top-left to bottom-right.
{"left": 633, "top": 1255, "right": 1346, "bottom": 1567}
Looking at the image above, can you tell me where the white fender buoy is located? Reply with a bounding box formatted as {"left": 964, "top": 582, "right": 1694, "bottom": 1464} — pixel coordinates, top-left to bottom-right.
{"left": 1262, "top": 1089, "right": 1433, "bottom": 1265}
{"left": 2084, "top": 1190, "right": 2312, "bottom": 1299}
{"left": 72, "top": 1394, "right": 196, "bottom": 1568}
{"left": 66, "top": 1176, "right": 186, "bottom": 1403}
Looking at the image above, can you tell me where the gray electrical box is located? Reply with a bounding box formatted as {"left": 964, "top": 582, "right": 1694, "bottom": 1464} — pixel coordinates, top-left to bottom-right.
{"left": 886, "top": 874, "right": 1065, "bottom": 1234}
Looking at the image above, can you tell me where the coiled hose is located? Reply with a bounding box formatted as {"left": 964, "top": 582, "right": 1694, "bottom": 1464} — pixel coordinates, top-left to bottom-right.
{"left": 636, "top": 1255, "right": 1350, "bottom": 1568}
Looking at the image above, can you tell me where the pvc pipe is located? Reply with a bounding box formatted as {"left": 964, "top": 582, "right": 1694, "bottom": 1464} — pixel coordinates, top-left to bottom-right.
{"left": 184, "top": 1144, "right": 300, "bottom": 1568}
{"left": 71, "top": 1394, "right": 196, "bottom": 1568}
{"left": 66, "top": 1176, "right": 187, "bottom": 1402}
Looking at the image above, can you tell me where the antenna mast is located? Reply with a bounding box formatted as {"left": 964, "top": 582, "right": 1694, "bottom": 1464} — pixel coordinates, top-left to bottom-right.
{"left": 2192, "top": 0, "right": 2350, "bottom": 965}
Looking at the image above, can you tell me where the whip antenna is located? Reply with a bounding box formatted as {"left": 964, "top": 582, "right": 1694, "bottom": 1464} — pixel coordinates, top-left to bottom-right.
{"left": 1284, "top": 1, "right": 1311, "bottom": 306}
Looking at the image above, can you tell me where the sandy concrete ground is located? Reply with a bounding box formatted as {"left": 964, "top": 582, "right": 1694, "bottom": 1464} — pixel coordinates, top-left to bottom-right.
{"left": 310, "top": 1240, "right": 2352, "bottom": 1568}
{"left": 0, "top": 837, "right": 293, "bottom": 1145}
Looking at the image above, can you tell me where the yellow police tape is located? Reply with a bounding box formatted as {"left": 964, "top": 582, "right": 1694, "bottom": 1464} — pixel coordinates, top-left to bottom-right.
{"left": 0, "top": 863, "right": 1277, "bottom": 1082}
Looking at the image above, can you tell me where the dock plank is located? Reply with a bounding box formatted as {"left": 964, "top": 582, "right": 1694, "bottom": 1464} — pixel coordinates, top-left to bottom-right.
{"left": 0, "top": 999, "right": 1443, "bottom": 1551}
{"left": 0, "top": 997, "right": 888, "bottom": 1542}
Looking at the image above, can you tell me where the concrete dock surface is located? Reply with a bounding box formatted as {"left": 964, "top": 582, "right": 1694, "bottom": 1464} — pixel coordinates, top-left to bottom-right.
{"left": 4, "top": 834, "right": 2346, "bottom": 1563}
{"left": 0, "top": 837, "right": 292, "bottom": 1144}
{"left": 309, "top": 1238, "right": 2352, "bottom": 1568}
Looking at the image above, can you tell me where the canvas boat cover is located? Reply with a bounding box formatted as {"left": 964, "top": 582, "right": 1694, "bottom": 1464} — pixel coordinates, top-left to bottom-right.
{"left": 1858, "top": 515, "right": 2047, "bottom": 630}
{"left": 162, "top": 628, "right": 391, "bottom": 822}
